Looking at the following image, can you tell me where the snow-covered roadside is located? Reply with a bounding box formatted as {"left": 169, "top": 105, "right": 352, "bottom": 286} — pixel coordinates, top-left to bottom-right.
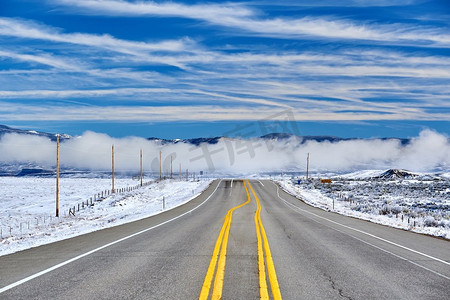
{"left": 276, "top": 180, "right": 450, "bottom": 239}
{"left": 0, "top": 177, "right": 212, "bottom": 256}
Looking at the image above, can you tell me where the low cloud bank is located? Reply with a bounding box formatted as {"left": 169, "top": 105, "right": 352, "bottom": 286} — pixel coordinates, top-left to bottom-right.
{"left": 0, "top": 130, "right": 448, "bottom": 174}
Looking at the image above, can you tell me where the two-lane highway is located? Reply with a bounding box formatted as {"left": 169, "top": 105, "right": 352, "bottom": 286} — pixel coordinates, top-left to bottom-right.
{"left": 0, "top": 179, "right": 449, "bottom": 299}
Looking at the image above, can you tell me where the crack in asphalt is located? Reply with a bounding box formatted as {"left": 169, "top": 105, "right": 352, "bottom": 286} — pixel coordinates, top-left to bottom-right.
{"left": 324, "top": 273, "right": 353, "bottom": 300}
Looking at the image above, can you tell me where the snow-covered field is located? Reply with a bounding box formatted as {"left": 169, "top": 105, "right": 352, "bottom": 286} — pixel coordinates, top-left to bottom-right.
{"left": 277, "top": 171, "right": 450, "bottom": 239}
{"left": 0, "top": 177, "right": 212, "bottom": 256}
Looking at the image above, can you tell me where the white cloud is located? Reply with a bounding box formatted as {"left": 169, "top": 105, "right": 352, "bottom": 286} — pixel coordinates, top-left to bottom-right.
{"left": 55, "top": 0, "right": 253, "bottom": 19}
{"left": 251, "top": 0, "right": 426, "bottom": 7}
{"left": 0, "top": 12, "right": 448, "bottom": 125}
{"left": 0, "top": 129, "right": 448, "bottom": 173}
{"left": 53, "top": 0, "right": 450, "bottom": 46}
{"left": 0, "top": 88, "right": 170, "bottom": 98}
{"left": 0, "top": 50, "right": 87, "bottom": 71}
{"left": 0, "top": 17, "right": 195, "bottom": 55}
{"left": 0, "top": 103, "right": 446, "bottom": 123}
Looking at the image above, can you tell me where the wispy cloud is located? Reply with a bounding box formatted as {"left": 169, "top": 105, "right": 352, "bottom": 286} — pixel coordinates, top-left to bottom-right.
{"left": 53, "top": 0, "right": 450, "bottom": 47}
{"left": 0, "top": 2, "right": 448, "bottom": 128}
{"left": 250, "top": 0, "right": 427, "bottom": 7}
{"left": 0, "top": 50, "right": 86, "bottom": 70}
{"left": 0, "top": 17, "right": 195, "bottom": 54}
{"left": 0, "top": 88, "right": 171, "bottom": 98}
{"left": 0, "top": 101, "right": 446, "bottom": 123}
{"left": 54, "top": 0, "right": 253, "bottom": 19}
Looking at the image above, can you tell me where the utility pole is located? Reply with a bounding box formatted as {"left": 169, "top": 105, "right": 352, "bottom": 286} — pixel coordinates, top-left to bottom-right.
{"left": 159, "top": 151, "right": 162, "bottom": 180}
{"left": 56, "top": 134, "right": 59, "bottom": 217}
{"left": 140, "top": 149, "right": 143, "bottom": 186}
{"left": 112, "top": 145, "right": 115, "bottom": 193}
{"left": 170, "top": 156, "right": 173, "bottom": 179}
{"left": 306, "top": 152, "right": 310, "bottom": 181}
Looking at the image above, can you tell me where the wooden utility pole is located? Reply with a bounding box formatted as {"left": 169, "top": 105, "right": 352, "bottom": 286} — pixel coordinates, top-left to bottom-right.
{"left": 112, "top": 145, "right": 115, "bottom": 193}
{"left": 170, "top": 156, "right": 173, "bottom": 179}
{"left": 306, "top": 152, "right": 310, "bottom": 180}
{"left": 140, "top": 149, "right": 143, "bottom": 186}
{"left": 159, "top": 151, "right": 162, "bottom": 180}
{"left": 56, "top": 134, "right": 59, "bottom": 217}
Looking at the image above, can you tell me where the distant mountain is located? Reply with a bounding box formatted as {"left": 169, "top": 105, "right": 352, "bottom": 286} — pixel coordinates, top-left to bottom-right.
{"left": 261, "top": 133, "right": 350, "bottom": 143}
{"left": 375, "top": 169, "right": 419, "bottom": 179}
{"left": 148, "top": 133, "right": 353, "bottom": 145}
{"left": 0, "top": 124, "right": 411, "bottom": 146}
{"left": 261, "top": 132, "right": 411, "bottom": 145}
{"left": 0, "top": 125, "right": 71, "bottom": 141}
{"left": 15, "top": 168, "right": 55, "bottom": 177}
{"left": 147, "top": 136, "right": 221, "bottom": 146}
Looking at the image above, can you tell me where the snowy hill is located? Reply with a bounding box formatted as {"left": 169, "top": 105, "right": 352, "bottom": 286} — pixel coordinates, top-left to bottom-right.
{"left": 1, "top": 124, "right": 412, "bottom": 146}
{"left": 0, "top": 125, "right": 71, "bottom": 141}
{"left": 375, "top": 169, "right": 419, "bottom": 179}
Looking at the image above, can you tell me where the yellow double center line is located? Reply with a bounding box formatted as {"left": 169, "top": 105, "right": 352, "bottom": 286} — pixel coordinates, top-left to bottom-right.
{"left": 246, "top": 180, "right": 282, "bottom": 300}
{"left": 199, "top": 183, "right": 251, "bottom": 300}
{"left": 199, "top": 180, "right": 282, "bottom": 300}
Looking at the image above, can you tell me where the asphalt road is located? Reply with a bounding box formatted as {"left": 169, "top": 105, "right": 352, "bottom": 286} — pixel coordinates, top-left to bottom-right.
{"left": 0, "top": 179, "right": 449, "bottom": 299}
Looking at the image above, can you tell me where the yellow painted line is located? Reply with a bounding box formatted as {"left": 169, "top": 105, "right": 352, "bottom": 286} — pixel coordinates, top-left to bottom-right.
{"left": 198, "top": 212, "right": 229, "bottom": 300}
{"left": 247, "top": 180, "right": 282, "bottom": 300}
{"left": 244, "top": 181, "right": 269, "bottom": 299}
{"left": 211, "top": 212, "right": 232, "bottom": 299}
{"left": 199, "top": 182, "right": 251, "bottom": 300}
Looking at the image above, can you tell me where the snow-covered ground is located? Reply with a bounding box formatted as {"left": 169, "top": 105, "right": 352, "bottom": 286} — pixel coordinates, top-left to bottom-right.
{"left": 277, "top": 171, "right": 450, "bottom": 239}
{"left": 0, "top": 177, "right": 212, "bottom": 256}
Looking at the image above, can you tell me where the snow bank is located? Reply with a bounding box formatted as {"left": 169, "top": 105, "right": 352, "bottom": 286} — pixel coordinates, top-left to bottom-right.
{"left": 0, "top": 177, "right": 212, "bottom": 256}
{"left": 277, "top": 177, "right": 450, "bottom": 239}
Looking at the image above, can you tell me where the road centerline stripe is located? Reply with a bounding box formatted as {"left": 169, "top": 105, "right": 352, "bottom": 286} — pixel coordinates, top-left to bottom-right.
{"left": 199, "top": 180, "right": 251, "bottom": 300}
{"left": 248, "top": 180, "right": 282, "bottom": 300}
{"left": 244, "top": 180, "right": 269, "bottom": 299}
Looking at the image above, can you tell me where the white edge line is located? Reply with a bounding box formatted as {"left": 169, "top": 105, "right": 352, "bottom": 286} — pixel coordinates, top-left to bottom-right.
{"left": 0, "top": 180, "right": 223, "bottom": 294}
{"left": 257, "top": 180, "right": 264, "bottom": 186}
{"left": 272, "top": 181, "right": 450, "bottom": 268}
{"left": 273, "top": 183, "right": 450, "bottom": 280}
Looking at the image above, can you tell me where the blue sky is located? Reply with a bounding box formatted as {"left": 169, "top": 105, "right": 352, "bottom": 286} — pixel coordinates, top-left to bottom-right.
{"left": 0, "top": 0, "right": 449, "bottom": 139}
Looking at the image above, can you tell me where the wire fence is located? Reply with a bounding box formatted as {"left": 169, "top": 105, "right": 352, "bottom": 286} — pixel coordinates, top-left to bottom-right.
{"left": 0, "top": 179, "right": 154, "bottom": 240}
